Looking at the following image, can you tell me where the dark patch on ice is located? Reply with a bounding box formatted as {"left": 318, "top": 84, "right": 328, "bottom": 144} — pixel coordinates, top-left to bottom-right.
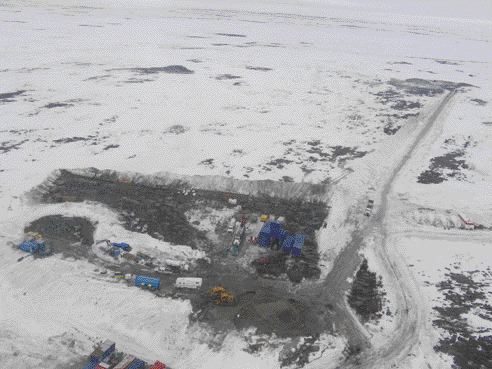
{"left": 110, "top": 65, "right": 194, "bottom": 75}
{"left": 435, "top": 59, "right": 460, "bottom": 65}
{"left": 123, "top": 78, "right": 155, "bottom": 83}
{"left": 211, "top": 43, "right": 229, "bottom": 46}
{"left": 388, "top": 61, "right": 412, "bottom": 65}
{"left": 0, "top": 139, "right": 28, "bottom": 154}
{"left": 216, "top": 33, "right": 246, "bottom": 38}
{"left": 164, "top": 125, "right": 188, "bottom": 135}
{"left": 78, "top": 24, "right": 103, "bottom": 28}
{"left": 187, "top": 59, "right": 203, "bottom": 63}
{"left": 471, "top": 98, "right": 487, "bottom": 106}
{"left": 482, "top": 121, "right": 492, "bottom": 126}
{"left": 266, "top": 158, "right": 294, "bottom": 169}
{"left": 348, "top": 259, "right": 385, "bottom": 322}
{"left": 216, "top": 74, "right": 241, "bottom": 80}
{"left": 102, "top": 144, "right": 119, "bottom": 151}
{"left": 43, "top": 102, "right": 74, "bottom": 109}
{"left": 53, "top": 136, "right": 96, "bottom": 144}
{"left": 246, "top": 66, "right": 272, "bottom": 71}
{"left": 389, "top": 78, "right": 471, "bottom": 96}
{"left": 418, "top": 137, "right": 474, "bottom": 184}
{"left": 433, "top": 270, "right": 492, "bottom": 369}
{"left": 0, "top": 90, "right": 26, "bottom": 103}
{"left": 199, "top": 158, "right": 215, "bottom": 168}
{"left": 84, "top": 74, "right": 111, "bottom": 81}
{"left": 187, "top": 35, "right": 208, "bottom": 39}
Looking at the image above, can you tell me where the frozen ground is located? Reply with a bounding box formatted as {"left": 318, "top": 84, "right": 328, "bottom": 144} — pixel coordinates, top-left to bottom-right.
{"left": 1, "top": 0, "right": 491, "bottom": 368}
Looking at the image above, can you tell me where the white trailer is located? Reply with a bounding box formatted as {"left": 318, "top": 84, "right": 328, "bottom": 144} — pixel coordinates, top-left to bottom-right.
{"left": 175, "top": 277, "right": 202, "bottom": 289}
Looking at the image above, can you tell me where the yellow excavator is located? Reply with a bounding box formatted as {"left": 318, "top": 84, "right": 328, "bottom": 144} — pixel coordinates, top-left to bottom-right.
{"left": 208, "top": 286, "right": 236, "bottom": 306}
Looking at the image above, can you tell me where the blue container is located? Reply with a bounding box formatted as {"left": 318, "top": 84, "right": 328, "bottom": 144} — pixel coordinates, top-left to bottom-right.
{"left": 112, "top": 242, "right": 131, "bottom": 251}
{"left": 135, "top": 275, "right": 160, "bottom": 290}
{"left": 111, "top": 248, "right": 121, "bottom": 257}
{"left": 127, "top": 358, "right": 146, "bottom": 369}
{"left": 82, "top": 360, "right": 98, "bottom": 369}
{"left": 291, "top": 234, "right": 305, "bottom": 257}
{"left": 19, "top": 240, "right": 40, "bottom": 253}
{"left": 281, "top": 234, "right": 295, "bottom": 254}
{"left": 258, "top": 222, "right": 272, "bottom": 247}
{"left": 269, "top": 221, "right": 282, "bottom": 239}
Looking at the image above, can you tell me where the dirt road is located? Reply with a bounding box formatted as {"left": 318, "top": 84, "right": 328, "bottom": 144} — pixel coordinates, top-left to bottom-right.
{"left": 317, "top": 90, "right": 457, "bottom": 367}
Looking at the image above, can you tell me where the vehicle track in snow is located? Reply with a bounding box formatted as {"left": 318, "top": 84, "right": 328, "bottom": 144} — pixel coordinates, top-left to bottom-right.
{"left": 317, "top": 90, "right": 457, "bottom": 368}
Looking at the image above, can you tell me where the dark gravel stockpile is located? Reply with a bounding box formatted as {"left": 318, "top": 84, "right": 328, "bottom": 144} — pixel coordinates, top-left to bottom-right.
{"left": 348, "top": 259, "right": 385, "bottom": 321}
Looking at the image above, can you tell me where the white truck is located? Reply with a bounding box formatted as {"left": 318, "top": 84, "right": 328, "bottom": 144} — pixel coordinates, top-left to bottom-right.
{"left": 175, "top": 277, "right": 203, "bottom": 289}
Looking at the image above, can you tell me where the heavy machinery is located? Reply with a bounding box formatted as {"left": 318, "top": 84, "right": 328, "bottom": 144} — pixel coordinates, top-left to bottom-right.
{"left": 208, "top": 286, "right": 235, "bottom": 305}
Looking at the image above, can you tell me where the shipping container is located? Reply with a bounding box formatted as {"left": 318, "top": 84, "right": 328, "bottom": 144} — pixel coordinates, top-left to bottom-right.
{"left": 82, "top": 361, "right": 99, "bottom": 369}
{"left": 134, "top": 275, "right": 160, "bottom": 290}
{"left": 96, "top": 363, "right": 111, "bottom": 369}
{"left": 281, "top": 234, "right": 295, "bottom": 254}
{"left": 257, "top": 222, "right": 272, "bottom": 247}
{"left": 149, "top": 361, "right": 166, "bottom": 369}
{"left": 114, "top": 354, "right": 135, "bottom": 369}
{"left": 175, "top": 277, "right": 202, "bottom": 289}
{"left": 127, "top": 358, "right": 146, "bottom": 369}
{"left": 291, "top": 234, "right": 305, "bottom": 257}
{"left": 100, "top": 340, "right": 115, "bottom": 360}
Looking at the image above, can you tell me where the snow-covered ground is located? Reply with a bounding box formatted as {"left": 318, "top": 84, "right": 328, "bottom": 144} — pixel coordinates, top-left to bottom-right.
{"left": 1, "top": 0, "right": 491, "bottom": 368}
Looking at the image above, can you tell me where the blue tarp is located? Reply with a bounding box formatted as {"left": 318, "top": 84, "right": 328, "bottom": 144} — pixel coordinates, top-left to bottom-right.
{"left": 19, "top": 240, "right": 45, "bottom": 253}
{"left": 111, "top": 242, "right": 131, "bottom": 251}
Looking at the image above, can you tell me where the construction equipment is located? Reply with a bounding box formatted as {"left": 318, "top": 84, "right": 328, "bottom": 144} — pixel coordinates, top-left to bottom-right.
{"left": 208, "top": 286, "right": 235, "bottom": 305}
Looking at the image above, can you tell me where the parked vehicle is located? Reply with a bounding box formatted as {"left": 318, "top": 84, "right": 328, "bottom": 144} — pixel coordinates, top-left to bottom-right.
{"left": 175, "top": 277, "right": 202, "bottom": 289}
{"left": 365, "top": 199, "right": 374, "bottom": 216}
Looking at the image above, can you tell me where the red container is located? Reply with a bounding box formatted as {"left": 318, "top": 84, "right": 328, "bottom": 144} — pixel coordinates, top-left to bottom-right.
{"left": 149, "top": 361, "right": 166, "bottom": 369}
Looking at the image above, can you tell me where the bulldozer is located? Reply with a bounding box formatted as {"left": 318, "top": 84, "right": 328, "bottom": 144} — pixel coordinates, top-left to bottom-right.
{"left": 208, "top": 286, "right": 236, "bottom": 306}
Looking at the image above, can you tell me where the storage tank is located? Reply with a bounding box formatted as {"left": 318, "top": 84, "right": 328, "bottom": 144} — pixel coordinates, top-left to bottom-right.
{"left": 257, "top": 222, "right": 272, "bottom": 247}
{"left": 134, "top": 275, "right": 160, "bottom": 290}
{"left": 291, "top": 234, "right": 305, "bottom": 257}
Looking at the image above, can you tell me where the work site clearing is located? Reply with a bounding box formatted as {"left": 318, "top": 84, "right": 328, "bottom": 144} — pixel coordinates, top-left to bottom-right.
{"left": 1, "top": 0, "right": 492, "bottom": 368}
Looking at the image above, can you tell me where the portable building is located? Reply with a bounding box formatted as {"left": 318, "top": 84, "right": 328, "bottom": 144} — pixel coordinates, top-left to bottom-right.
{"left": 175, "top": 277, "right": 202, "bottom": 289}
{"left": 82, "top": 361, "right": 98, "bottom": 369}
{"left": 127, "top": 358, "right": 146, "bottom": 369}
{"left": 291, "top": 234, "right": 305, "bottom": 257}
{"left": 134, "top": 275, "right": 161, "bottom": 290}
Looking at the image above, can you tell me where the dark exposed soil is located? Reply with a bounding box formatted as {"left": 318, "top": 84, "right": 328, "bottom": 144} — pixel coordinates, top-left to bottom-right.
{"left": 0, "top": 90, "right": 26, "bottom": 102}
{"left": 25, "top": 215, "right": 95, "bottom": 259}
{"left": 470, "top": 98, "right": 487, "bottom": 106}
{"left": 348, "top": 259, "right": 385, "bottom": 321}
{"left": 43, "top": 102, "right": 75, "bottom": 109}
{"left": 246, "top": 66, "right": 272, "bottom": 71}
{"left": 131, "top": 65, "right": 194, "bottom": 75}
{"left": 0, "top": 139, "right": 28, "bottom": 154}
{"left": 53, "top": 136, "right": 96, "bottom": 144}
{"left": 433, "top": 271, "right": 492, "bottom": 369}
{"left": 216, "top": 74, "right": 241, "bottom": 80}
{"left": 216, "top": 33, "right": 246, "bottom": 37}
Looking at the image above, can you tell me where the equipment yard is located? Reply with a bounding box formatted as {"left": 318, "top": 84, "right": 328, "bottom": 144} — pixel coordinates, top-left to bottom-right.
{"left": 1, "top": 1, "right": 491, "bottom": 369}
